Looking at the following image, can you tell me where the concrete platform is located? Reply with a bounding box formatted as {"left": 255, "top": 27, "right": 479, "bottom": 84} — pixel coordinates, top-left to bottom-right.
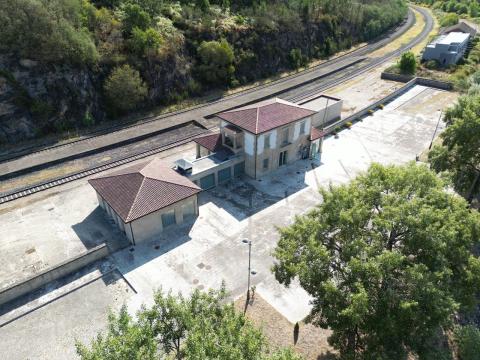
{"left": 0, "top": 84, "right": 457, "bottom": 359}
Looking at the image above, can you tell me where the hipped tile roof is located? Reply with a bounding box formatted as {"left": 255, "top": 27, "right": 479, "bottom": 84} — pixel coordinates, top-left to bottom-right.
{"left": 216, "top": 98, "right": 316, "bottom": 134}
{"left": 89, "top": 158, "right": 200, "bottom": 223}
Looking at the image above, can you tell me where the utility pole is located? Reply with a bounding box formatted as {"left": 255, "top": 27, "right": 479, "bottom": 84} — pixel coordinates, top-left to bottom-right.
{"left": 429, "top": 110, "right": 443, "bottom": 150}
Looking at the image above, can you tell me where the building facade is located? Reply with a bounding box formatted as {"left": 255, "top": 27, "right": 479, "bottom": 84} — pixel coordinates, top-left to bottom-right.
{"left": 89, "top": 158, "right": 201, "bottom": 245}
{"left": 422, "top": 32, "right": 471, "bottom": 66}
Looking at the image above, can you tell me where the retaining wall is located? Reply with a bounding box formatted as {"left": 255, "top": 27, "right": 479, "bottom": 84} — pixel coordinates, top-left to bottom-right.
{"left": 0, "top": 244, "right": 109, "bottom": 306}
{"left": 324, "top": 76, "right": 453, "bottom": 133}
{"left": 381, "top": 72, "right": 453, "bottom": 90}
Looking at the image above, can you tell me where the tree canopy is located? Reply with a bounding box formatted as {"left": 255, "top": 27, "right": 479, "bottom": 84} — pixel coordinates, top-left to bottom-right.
{"left": 399, "top": 51, "right": 417, "bottom": 75}
{"left": 273, "top": 163, "right": 480, "bottom": 359}
{"left": 76, "top": 286, "right": 303, "bottom": 360}
{"left": 103, "top": 64, "right": 147, "bottom": 113}
{"left": 429, "top": 93, "right": 480, "bottom": 199}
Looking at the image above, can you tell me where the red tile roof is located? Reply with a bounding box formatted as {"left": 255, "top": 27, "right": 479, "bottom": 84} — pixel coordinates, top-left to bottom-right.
{"left": 310, "top": 127, "right": 326, "bottom": 141}
{"left": 89, "top": 158, "right": 201, "bottom": 223}
{"left": 217, "top": 99, "right": 316, "bottom": 134}
{"left": 193, "top": 133, "right": 233, "bottom": 155}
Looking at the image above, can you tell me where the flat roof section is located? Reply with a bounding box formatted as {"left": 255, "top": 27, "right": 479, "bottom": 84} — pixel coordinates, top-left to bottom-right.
{"left": 299, "top": 94, "right": 342, "bottom": 112}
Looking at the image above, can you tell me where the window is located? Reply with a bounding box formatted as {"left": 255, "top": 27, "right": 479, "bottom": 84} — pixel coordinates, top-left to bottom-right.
{"left": 264, "top": 134, "right": 270, "bottom": 149}
{"left": 300, "top": 121, "right": 306, "bottom": 135}
{"left": 282, "top": 128, "right": 289, "bottom": 144}
{"left": 263, "top": 158, "right": 269, "bottom": 170}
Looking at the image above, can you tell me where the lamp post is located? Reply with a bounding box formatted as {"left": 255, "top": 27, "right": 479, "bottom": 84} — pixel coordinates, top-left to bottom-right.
{"left": 242, "top": 238, "right": 253, "bottom": 300}
{"left": 429, "top": 110, "right": 443, "bottom": 150}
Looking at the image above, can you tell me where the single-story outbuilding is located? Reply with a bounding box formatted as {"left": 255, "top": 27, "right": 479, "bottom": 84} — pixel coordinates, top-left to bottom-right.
{"left": 89, "top": 158, "right": 201, "bottom": 245}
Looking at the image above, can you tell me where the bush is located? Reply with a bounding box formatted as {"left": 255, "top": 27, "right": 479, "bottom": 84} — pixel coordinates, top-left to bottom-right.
{"left": 424, "top": 59, "right": 440, "bottom": 70}
{"left": 454, "top": 325, "right": 480, "bottom": 360}
{"left": 345, "top": 121, "right": 352, "bottom": 128}
{"left": 196, "top": 39, "right": 235, "bottom": 87}
{"left": 289, "top": 48, "right": 307, "bottom": 69}
{"left": 440, "top": 13, "right": 459, "bottom": 27}
{"left": 334, "top": 126, "right": 341, "bottom": 133}
{"left": 399, "top": 51, "right": 417, "bottom": 75}
{"left": 104, "top": 64, "right": 147, "bottom": 113}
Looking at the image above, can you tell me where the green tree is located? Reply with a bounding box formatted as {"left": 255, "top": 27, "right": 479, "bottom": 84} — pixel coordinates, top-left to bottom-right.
{"left": 273, "top": 163, "right": 480, "bottom": 359}
{"left": 399, "top": 51, "right": 417, "bottom": 74}
{"left": 121, "top": 3, "right": 151, "bottom": 36}
{"left": 196, "top": 39, "right": 235, "bottom": 87}
{"left": 77, "top": 286, "right": 302, "bottom": 359}
{"left": 0, "top": 0, "right": 98, "bottom": 64}
{"left": 454, "top": 325, "right": 480, "bottom": 360}
{"left": 429, "top": 93, "right": 480, "bottom": 199}
{"left": 440, "top": 13, "right": 459, "bottom": 27}
{"left": 129, "top": 27, "right": 162, "bottom": 57}
{"left": 104, "top": 64, "right": 147, "bottom": 113}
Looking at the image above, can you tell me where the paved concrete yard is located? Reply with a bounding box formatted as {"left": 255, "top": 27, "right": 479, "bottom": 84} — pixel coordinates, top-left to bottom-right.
{"left": 0, "top": 84, "right": 458, "bottom": 359}
{"left": 0, "top": 184, "right": 125, "bottom": 290}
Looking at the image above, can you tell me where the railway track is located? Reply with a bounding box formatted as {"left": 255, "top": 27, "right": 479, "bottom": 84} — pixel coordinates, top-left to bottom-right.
{"left": 0, "top": 6, "right": 434, "bottom": 205}
{"left": 0, "top": 129, "right": 209, "bottom": 204}
{"left": 0, "top": 9, "right": 415, "bottom": 165}
{"left": 284, "top": 5, "right": 434, "bottom": 103}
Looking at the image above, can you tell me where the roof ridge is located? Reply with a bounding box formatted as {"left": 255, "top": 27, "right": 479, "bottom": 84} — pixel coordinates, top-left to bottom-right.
{"left": 151, "top": 177, "right": 200, "bottom": 190}
{"left": 255, "top": 106, "right": 259, "bottom": 134}
{"left": 125, "top": 176, "right": 147, "bottom": 222}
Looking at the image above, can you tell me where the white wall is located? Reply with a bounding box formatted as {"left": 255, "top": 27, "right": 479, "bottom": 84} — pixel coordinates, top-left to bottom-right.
{"left": 244, "top": 132, "right": 255, "bottom": 155}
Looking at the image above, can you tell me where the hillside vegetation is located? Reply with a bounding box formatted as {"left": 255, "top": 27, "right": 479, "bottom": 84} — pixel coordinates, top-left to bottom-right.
{"left": 0, "top": 0, "right": 407, "bottom": 144}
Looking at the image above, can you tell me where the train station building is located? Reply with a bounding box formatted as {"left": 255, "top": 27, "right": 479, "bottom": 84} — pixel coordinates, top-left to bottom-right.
{"left": 175, "top": 97, "right": 341, "bottom": 189}
{"left": 88, "top": 158, "right": 201, "bottom": 245}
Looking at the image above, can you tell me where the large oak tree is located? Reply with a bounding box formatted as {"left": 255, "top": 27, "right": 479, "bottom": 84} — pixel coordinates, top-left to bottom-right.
{"left": 273, "top": 163, "right": 480, "bottom": 359}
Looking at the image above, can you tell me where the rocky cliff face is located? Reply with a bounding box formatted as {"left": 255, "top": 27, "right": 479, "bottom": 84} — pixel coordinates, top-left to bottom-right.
{"left": 0, "top": 56, "right": 104, "bottom": 144}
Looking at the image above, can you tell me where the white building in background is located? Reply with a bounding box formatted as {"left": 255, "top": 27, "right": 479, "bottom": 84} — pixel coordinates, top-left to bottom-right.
{"left": 422, "top": 31, "right": 471, "bottom": 66}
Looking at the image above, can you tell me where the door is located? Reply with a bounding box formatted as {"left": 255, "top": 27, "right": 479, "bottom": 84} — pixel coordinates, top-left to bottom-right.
{"left": 161, "top": 210, "right": 176, "bottom": 228}
{"left": 234, "top": 162, "right": 245, "bottom": 177}
{"left": 200, "top": 173, "right": 215, "bottom": 189}
{"left": 278, "top": 151, "right": 288, "bottom": 167}
{"left": 218, "top": 167, "right": 232, "bottom": 183}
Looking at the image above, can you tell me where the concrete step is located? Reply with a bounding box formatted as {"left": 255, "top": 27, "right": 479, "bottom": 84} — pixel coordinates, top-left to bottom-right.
{"left": 0, "top": 261, "right": 116, "bottom": 328}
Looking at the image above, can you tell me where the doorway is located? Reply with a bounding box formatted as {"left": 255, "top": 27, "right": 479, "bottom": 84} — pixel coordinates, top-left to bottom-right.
{"left": 279, "top": 150, "right": 288, "bottom": 167}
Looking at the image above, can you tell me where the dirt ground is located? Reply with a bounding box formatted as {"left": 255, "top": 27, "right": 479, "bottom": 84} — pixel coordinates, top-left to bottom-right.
{"left": 235, "top": 294, "right": 337, "bottom": 360}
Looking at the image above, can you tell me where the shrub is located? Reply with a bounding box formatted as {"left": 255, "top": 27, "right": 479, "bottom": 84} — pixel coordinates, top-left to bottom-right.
{"left": 82, "top": 111, "right": 95, "bottom": 127}
{"left": 196, "top": 39, "right": 235, "bottom": 87}
{"left": 368, "top": 109, "right": 374, "bottom": 115}
{"left": 104, "top": 64, "right": 147, "bottom": 113}
{"left": 440, "top": 13, "right": 459, "bottom": 27}
{"left": 289, "top": 48, "right": 307, "bottom": 70}
{"left": 399, "top": 51, "right": 417, "bottom": 75}
{"left": 378, "top": 104, "right": 384, "bottom": 109}
{"left": 334, "top": 126, "right": 341, "bottom": 133}
{"left": 424, "top": 59, "right": 440, "bottom": 70}
{"left": 454, "top": 325, "right": 480, "bottom": 360}
{"left": 345, "top": 121, "right": 352, "bottom": 128}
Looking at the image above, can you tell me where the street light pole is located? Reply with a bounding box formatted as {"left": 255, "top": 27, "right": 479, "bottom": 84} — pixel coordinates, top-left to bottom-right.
{"left": 243, "top": 239, "right": 252, "bottom": 301}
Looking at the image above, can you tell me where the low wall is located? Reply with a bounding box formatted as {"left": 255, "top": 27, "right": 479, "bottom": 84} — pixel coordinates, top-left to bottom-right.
{"left": 0, "top": 244, "right": 109, "bottom": 306}
{"left": 381, "top": 72, "right": 453, "bottom": 90}
{"left": 324, "top": 76, "right": 453, "bottom": 134}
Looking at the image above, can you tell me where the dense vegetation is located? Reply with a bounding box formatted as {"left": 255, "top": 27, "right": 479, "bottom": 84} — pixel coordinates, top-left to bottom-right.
{"left": 0, "top": 0, "right": 407, "bottom": 141}
{"left": 76, "top": 286, "right": 302, "bottom": 359}
{"left": 429, "top": 91, "right": 480, "bottom": 201}
{"left": 273, "top": 163, "right": 480, "bottom": 359}
{"left": 412, "top": 0, "right": 480, "bottom": 18}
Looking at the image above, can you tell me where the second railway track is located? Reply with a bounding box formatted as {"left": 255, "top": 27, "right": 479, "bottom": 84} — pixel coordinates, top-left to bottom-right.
{"left": 0, "top": 6, "right": 434, "bottom": 205}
